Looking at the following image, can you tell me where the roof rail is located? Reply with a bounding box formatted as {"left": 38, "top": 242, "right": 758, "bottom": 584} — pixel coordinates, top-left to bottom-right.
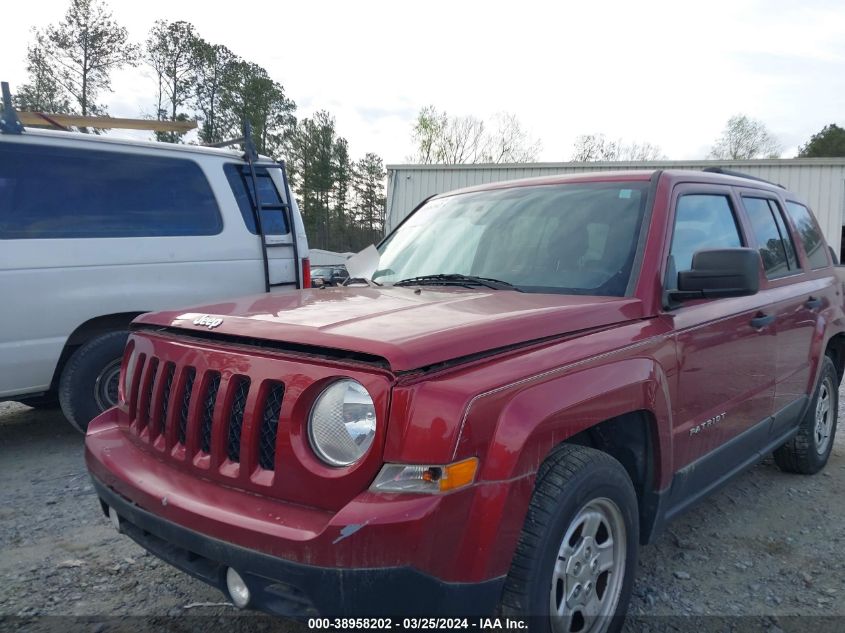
{"left": 1, "top": 82, "right": 24, "bottom": 134}
{"left": 702, "top": 166, "right": 785, "bottom": 189}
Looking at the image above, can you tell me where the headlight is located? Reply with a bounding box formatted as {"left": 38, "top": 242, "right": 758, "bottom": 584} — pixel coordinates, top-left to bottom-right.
{"left": 308, "top": 379, "right": 376, "bottom": 466}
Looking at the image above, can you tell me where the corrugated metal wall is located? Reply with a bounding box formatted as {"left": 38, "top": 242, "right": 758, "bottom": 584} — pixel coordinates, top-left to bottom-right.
{"left": 386, "top": 159, "right": 845, "bottom": 251}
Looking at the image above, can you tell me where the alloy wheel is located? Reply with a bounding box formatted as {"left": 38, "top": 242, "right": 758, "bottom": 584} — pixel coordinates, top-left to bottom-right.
{"left": 815, "top": 377, "right": 834, "bottom": 455}
{"left": 550, "top": 498, "right": 627, "bottom": 633}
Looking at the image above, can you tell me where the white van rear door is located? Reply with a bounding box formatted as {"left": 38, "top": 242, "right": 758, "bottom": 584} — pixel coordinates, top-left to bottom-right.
{"left": 225, "top": 163, "right": 298, "bottom": 289}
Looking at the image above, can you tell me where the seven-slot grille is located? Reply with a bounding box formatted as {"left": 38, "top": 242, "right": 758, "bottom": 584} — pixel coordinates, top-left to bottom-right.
{"left": 127, "top": 354, "right": 283, "bottom": 471}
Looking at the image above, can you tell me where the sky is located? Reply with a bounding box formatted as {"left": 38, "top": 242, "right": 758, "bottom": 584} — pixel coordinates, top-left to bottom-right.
{"left": 2, "top": 0, "right": 845, "bottom": 163}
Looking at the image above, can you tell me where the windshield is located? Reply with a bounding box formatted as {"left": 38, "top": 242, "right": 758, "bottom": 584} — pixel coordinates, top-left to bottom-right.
{"left": 375, "top": 182, "right": 650, "bottom": 296}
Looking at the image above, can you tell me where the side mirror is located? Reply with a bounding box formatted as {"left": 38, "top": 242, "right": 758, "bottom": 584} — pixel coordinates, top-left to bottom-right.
{"left": 672, "top": 248, "right": 760, "bottom": 301}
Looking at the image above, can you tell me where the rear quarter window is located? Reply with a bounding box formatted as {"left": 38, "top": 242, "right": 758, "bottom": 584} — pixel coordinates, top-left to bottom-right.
{"left": 0, "top": 142, "right": 222, "bottom": 239}
{"left": 785, "top": 201, "right": 830, "bottom": 269}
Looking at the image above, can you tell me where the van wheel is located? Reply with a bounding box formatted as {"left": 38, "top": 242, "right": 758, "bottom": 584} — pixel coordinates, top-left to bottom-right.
{"left": 58, "top": 331, "right": 128, "bottom": 434}
{"left": 774, "top": 355, "right": 839, "bottom": 475}
{"left": 501, "top": 445, "right": 638, "bottom": 633}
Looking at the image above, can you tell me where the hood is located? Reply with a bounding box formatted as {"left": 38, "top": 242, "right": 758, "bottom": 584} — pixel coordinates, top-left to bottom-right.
{"left": 134, "top": 287, "right": 644, "bottom": 372}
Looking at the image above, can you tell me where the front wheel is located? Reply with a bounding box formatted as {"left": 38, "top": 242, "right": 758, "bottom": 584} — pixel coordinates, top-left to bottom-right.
{"left": 502, "top": 445, "right": 638, "bottom": 633}
{"left": 58, "top": 331, "right": 128, "bottom": 433}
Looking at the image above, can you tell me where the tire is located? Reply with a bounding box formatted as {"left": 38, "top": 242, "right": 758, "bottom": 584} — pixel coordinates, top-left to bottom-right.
{"left": 17, "top": 392, "right": 60, "bottom": 410}
{"left": 58, "top": 331, "right": 128, "bottom": 434}
{"left": 501, "top": 445, "right": 639, "bottom": 633}
{"left": 774, "top": 355, "right": 839, "bottom": 475}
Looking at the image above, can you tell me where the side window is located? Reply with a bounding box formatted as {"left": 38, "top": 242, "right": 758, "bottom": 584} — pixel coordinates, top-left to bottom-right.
{"left": 742, "top": 197, "right": 800, "bottom": 278}
{"left": 0, "top": 143, "right": 222, "bottom": 239}
{"left": 767, "top": 200, "right": 799, "bottom": 269}
{"left": 669, "top": 194, "right": 742, "bottom": 277}
{"left": 224, "top": 164, "right": 290, "bottom": 235}
{"left": 785, "top": 201, "right": 830, "bottom": 269}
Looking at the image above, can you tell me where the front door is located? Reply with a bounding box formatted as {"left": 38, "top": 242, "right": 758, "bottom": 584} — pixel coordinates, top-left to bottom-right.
{"left": 664, "top": 186, "right": 776, "bottom": 499}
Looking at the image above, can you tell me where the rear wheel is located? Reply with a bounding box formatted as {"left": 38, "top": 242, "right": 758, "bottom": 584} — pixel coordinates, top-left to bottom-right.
{"left": 502, "top": 445, "right": 638, "bottom": 633}
{"left": 58, "top": 331, "right": 128, "bottom": 433}
{"left": 774, "top": 355, "right": 838, "bottom": 475}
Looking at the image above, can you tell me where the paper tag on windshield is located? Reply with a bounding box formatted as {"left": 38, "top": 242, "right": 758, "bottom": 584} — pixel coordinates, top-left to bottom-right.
{"left": 345, "top": 244, "right": 380, "bottom": 281}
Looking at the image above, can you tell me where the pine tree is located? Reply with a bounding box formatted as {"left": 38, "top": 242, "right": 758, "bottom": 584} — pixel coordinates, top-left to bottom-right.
{"left": 288, "top": 112, "right": 338, "bottom": 250}
{"left": 219, "top": 60, "right": 296, "bottom": 156}
{"left": 191, "top": 40, "right": 236, "bottom": 144}
{"left": 353, "top": 153, "right": 387, "bottom": 247}
{"left": 145, "top": 20, "right": 197, "bottom": 142}
{"left": 35, "top": 0, "right": 139, "bottom": 118}
{"left": 16, "top": 43, "right": 73, "bottom": 113}
{"left": 331, "top": 138, "right": 353, "bottom": 251}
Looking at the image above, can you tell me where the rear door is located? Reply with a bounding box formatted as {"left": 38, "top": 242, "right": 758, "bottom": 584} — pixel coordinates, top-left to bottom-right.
{"left": 666, "top": 185, "right": 776, "bottom": 477}
{"left": 774, "top": 200, "right": 838, "bottom": 430}
{"left": 224, "top": 164, "right": 299, "bottom": 289}
{"left": 737, "top": 193, "right": 826, "bottom": 434}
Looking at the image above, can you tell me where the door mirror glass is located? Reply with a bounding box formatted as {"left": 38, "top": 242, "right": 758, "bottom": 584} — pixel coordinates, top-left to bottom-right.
{"left": 673, "top": 248, "right": 761, "bottom": 300}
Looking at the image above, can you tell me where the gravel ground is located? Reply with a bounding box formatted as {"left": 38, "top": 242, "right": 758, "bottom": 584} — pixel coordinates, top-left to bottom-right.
{"left": 1, "top": 395, "right": 843, "bottom": 632}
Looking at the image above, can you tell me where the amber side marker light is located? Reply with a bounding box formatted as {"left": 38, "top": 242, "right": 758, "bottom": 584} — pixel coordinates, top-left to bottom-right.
{"left": 370, "top": 457, "right": 479, "bottom": 494}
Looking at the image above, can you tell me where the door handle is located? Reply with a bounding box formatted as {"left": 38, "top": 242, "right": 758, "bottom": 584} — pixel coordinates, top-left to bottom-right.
{"left": 750, "top": 313, "right": 776, "bottom": 329}
{"left": 805, "top": 296, "right": 822, "bottom": 310}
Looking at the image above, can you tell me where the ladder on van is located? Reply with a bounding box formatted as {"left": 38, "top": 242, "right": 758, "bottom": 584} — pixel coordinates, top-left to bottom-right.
{"left": 203, "top": 121, "right": 302, "bottom": 292}
{"left": 214, "top": 120, "right": 302, "bottom": 293}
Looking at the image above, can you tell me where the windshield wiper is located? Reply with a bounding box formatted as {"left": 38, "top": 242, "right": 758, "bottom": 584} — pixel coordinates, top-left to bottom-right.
{"left": 393, "top": 274, "right": 523, "bottom": 291}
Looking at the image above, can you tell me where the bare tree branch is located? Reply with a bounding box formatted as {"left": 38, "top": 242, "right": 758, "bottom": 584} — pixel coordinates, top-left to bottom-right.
{"left": 709, "top": 114, "right": 781, "bottom": 159}
{"left": 410, "top": 107, "right": 540, "bottom": 164}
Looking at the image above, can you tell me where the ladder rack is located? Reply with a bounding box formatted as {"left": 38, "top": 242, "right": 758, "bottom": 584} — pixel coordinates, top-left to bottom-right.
{"left": 1, "top": 81, "right": 197, "bottom": 134}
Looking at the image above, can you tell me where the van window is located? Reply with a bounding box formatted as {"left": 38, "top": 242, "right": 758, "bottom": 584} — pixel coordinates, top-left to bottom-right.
{"left": 669, "top": 194, "right": 742, "bottom": 274}
{"left": 0, "top": 143, "right": 222, "bottom": 239}
{"left": 743, "top": 197, "right": 799, "bottom": 278}
{"left": 785, "top": 201, "right": 830, "bottom": 269}
{"left": 224, "top": 164, "right": 290, "bottom": 235}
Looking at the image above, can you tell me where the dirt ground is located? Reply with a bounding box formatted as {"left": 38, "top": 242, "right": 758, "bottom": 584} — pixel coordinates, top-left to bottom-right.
{"left": 1, "top": 394, "right": 843, "bottom": 633}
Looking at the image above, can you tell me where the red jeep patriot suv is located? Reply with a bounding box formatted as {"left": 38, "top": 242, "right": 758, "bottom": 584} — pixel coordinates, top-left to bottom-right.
{"left": 86, "top": 169, "right": 843, "bottom": 632}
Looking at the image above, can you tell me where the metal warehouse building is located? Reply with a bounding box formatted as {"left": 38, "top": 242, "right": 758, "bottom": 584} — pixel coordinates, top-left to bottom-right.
{"left": 386, "top": 159, "right": 845, "bottom": 257}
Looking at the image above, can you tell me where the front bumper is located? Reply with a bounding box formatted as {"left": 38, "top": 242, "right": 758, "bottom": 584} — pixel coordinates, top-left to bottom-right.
{"left": 93, "top": 477, "right": 503, "bottom": 617}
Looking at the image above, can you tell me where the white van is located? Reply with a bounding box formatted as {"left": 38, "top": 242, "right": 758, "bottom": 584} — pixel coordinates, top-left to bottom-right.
{"left": 0, "top": 125, "right": 310, "bottom": 431}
